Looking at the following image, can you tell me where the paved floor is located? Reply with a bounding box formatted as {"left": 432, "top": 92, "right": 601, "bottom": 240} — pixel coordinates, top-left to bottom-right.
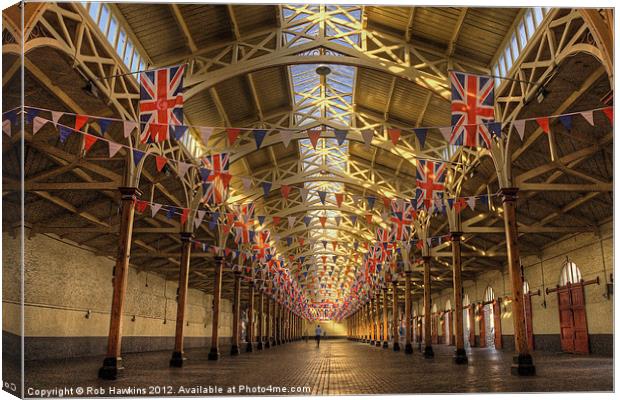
{"left": 19, "top": 339, "right": 613, "bottom": 396}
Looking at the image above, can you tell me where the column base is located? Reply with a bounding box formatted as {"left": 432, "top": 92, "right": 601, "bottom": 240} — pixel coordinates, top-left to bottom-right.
{"left": 511, "top": 354, "right": 536, "bottom": 376}
{"left": 453, "top": 348, "right": 468, "bottom": 364}
{"left": 246, "top": 342, "right": 253, "bottom": 353}
{"left": 382, "top": 341, "right": 389, "bottom": 349}
{"left": 230, "top": 345, "right": 240, "bottom": 356}
{"left": 98, "top": 357, "right": 123, "bottom": 380}
{"left": 404, "top": 343, "right": 413, "bottom": 354}
{"left": 257, "top": 341, "right": 264, "bottom": 350}
{"left": 423, "top": 346, "right": 434, "bottom": 359}
{"left": 207, "top": 347, "right": 220, "bottom": 361}
{"left": 393, "top": 342, "right": 400, "bottom": 352}
{"left": 169, "top": 351, "right": 186, "bottom": 367}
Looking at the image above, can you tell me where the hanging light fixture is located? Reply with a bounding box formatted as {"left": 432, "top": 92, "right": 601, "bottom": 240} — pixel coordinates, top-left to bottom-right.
{"left": 315, "top": 64, "right": 332, "bottom": 76}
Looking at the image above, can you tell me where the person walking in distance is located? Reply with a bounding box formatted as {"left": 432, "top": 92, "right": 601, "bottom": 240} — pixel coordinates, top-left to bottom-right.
{"left": 315, "top": 325, "right": 322, "bottom": 347}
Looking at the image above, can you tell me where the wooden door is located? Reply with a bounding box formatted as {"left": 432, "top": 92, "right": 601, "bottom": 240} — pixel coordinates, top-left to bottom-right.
{"left": 570, "top": 283, "right": 590, "bottom": 354}
{"left": 523, "top": 294, "right": 534, "bottom": 350}
{"left": 468, "top": 307, "right": 475, "bottom": 347}
{"left": 478, "top": 304, "right": 486, "bottom": 348}
{"left": 493, "top": 301, "right": 502, "bottom": 349}
{"left": 558, "top": 286, "right": 575, "bottom": 352}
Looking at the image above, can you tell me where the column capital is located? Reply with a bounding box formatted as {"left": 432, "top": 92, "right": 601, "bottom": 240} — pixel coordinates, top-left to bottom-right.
{"left": 180, "top": 232, "right": 194, "bottom": 242}
{"left": 118, "top": 186, "right": 142, "bottom": 200}
{"left": 500, "top": 187, "right": 519, "bottom": 202}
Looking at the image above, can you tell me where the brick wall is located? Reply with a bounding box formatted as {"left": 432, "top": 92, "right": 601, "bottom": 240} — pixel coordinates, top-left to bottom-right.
{"left": 3, "top": 232, "right": 234, "bottom": 360}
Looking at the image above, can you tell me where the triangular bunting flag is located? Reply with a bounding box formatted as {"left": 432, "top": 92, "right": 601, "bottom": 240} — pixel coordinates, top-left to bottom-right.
{"left": 334, "top": 216, "right": 341, "bottom": 226}
{"left": 335, "top": 193, "right": 344, "bottom": 208}
{"left": 155, "top": 156, "right": 167, "bottom": 172}
{"left": 581, "top": 110, "right": 594, "bottom": 126}
{"left": 174, "top": 125, "right": 187, "bottom": 140}
{"left": 75, "top": 115, "right": 88, "bottom": 131}
{"left": 365, "top": 213, "right": 373, "bottom": 224}
{"left": 150, "top": 203, "right": 162, "bottom": 218}
{"left": 366, "top": 196, "right": 375, "bottom": 210}
{"left": 253, "top": 129, "right": 267, "bottom": 149}
{"left": 288, "top": 216, "right": 296, "bottom": 229}
{"left": 318, "top": 191, "right": 327, "bottom": 205}
{"left": 467, "top": 196, "right": 476, "bottom": 210}
{"left": 536, "top": 117, "right": 550, "bottom": 134}
{"left": 177, "top": 161, "right": 191, "bottom": 177}
{"left": 83, "top": 134, "right": 98, "bottom": 152}
{"left": 227, "top": 128, "right": 240, "bottom": 146}
{"left": 361, "top": 129, "right": 373, "bottom": 148}
{"left": 132, "top": 149, "right": 145, "bottom": 166}
{"left": 303, "top": 216, "right": 311, "bottom": 227}
{"left": 388, "top": 128, "right": 400, "bottom": 145}
{"left": 98, "top": 118, "right": 112, "bottom": 134}
{"left": 307, "top": 130, "right": 321, "bottom": 149}
{"left": 2, "top": 119, "right": 11, "bottom": 137}
{"left": 59, "top": 126, "right": 72, "bottom": 143}
{"left": 123, "top": 121, "right": 137, "bottom": 138}
{"left": 108, "top": 141, "right": 122, "bottom": 158}
{"left": 262, "top": 182, "right": 272, "bottom": 198}
{"left": 414, "top": 128, "right": 427, "bottom": 149}
{"left": 280, "top": 130, "right": 293, "bottom": 148}
{"left": 487, "top": 122, "right": 502, "bottom": 138}
{"left": 199, "top": 127, "right": 213, "bottom": 144}
{"left": 559, "top": 114, "right": 572, "bottom": 131}
{"left": 334, "top": 129, "right": 348, "bottom": 145}
{"left": 181, "top": 208, "right": 190, "bottom": 225}
{"left": 319, "top": 216, "right": 327, "bottom": 228}
{"left": 272, "top": 216, "right": 281, "bottom": 226}
{"left": 51, "top": 111, "right": 63, "bottom": 126}
{"left": 242, "top": 176, "right": 252, "bottom": 190}
{"left": 439, "top": 126, "right": 452, "bottom": 141}
{"left": 602, "top": 107, "right": 613, "bottom": 123}
{"left": 32, "top": 116, "right": 47, "bottom": 134}
{"left": 258, "top": 215, "right": 266, "bottom": 225}
{"left": 513, "top": 120, "right": 526, "bottom": 140}
{"left": 281, "top": 185, "right": 291, "bottom": 200}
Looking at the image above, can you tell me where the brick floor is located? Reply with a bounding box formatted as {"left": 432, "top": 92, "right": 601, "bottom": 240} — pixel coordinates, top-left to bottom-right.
{"left": 17, "top": 339, "right": 613, "bottom": 396}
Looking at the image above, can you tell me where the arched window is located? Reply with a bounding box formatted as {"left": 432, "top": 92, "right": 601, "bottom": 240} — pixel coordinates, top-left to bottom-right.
{"left": 432, "top": 303, "right": 437, "bottom": 313}
{"left": 463, "top": 293, "right": 470, "bottom": 306}
{"left": 523, "top": 280, "right": 530, "bottom": 294}
{"left": 445, "top": 299, "right": 452, "bottom": 311}
{"left": 559, "top": 259, "right": 582, "bottom": 286}
{"left": 484, "top": 286, "right": 495, "bottom": 303}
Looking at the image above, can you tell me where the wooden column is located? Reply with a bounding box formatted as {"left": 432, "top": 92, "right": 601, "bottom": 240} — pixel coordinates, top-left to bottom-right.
{"left": 99, "top": 187, "right": 141, "bottom": 380}
{"left": 370, "top": 298, "right": 376, "bottom": 345}
{"left": 451, "top": 232, "right": 468, "bottom": 364}
{"left": 404, "top": 272, "right": 413, "bottom": 353}
{"left": 501, "top": 188, "right": 536, "bottom": 375}
{"left": 375, "top": 292, "right": 382, "bottom": 347}
{"left": 423, "top": 256, "right": 434, "bottom": 358}
{"left": 170, "top": 232, "right": 194, "bottom": 367}
{"left": 246, "top": 282, "right": 255, "bottom": 352}
{"left": 230, "top": 272, "right": 242, "bottom": 355}
{"left": 275, "top": 302, "right": 281, "bottom": 345}
{"left": 208, "top": 256, "right": 224, "bottom": 360}
{"left": 266, "top": 296, "right": 272, "bottom": 348}
{"left": 257, "top": 290, "right": 264, "bottom": 350}
{"left": 392, "top": 280, "right": 400, "bottom": 351}
{"left": 382, "top": 287, "right": 389, "bottom": 348}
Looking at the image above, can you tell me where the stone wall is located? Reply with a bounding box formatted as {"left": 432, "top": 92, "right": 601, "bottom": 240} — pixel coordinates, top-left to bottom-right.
{"left": 427, "top": 221, "right": 613, "bottom": 356}
{"left": 3, "top": 233, "right": 234, "bottom": 360}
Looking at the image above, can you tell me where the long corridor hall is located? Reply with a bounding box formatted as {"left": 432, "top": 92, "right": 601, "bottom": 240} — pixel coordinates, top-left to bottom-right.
{"left": 19, "top": 340, "right": 613, "bottom": 395}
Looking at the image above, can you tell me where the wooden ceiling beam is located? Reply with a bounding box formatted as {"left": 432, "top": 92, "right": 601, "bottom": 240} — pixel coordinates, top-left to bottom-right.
{"left": 170, "top": 4, "right": 197, "bottom": 53}
{"left": 447, "top": 8, "right": 468, "bottom": 56}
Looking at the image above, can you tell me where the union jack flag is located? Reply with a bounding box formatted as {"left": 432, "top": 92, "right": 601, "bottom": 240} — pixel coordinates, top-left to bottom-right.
{"left": 449, "top": 71, "right": 495, "bottom": 148}
{"left": 139, "top": 65, "right": 185, "bottom": 144}
{"left": 416, "top": 160, "right": 446, "bottom": 209}
{"left": 376, "top": 227, "right": 392, "bottom": 244}
{"left": 202, "top": 153, "right": 232, "bottom": 205}
{"left": 233, "top": 203, "right": 255, "bottom": 244}
{"left": 390, "top": 199, "right": 413, "bottom": 241}
{"left": 253, "top": 229, "right": 271, "bottom": 263}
